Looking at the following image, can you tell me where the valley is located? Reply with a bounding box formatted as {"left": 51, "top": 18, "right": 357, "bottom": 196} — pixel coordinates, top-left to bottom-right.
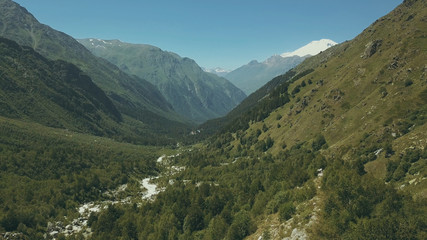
{"left": 0, "top": 0, "right": 426, "bottom": 239}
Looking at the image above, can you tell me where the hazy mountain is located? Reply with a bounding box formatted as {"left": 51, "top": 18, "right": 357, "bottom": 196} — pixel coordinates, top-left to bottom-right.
{"left": 78, "top": 39, "right": 246, "bottom": 123}
{"left": 225, "top": 39, "right": 337, "bottom": 95}
{"left": 0, "top": 0, "right": 190, "bottom": 140}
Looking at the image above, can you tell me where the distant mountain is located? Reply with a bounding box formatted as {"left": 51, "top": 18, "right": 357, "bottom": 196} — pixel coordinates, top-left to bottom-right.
{"left": 0, "top": 0, "right": 190, "bottom": 142}
{"left": 0, "top": 37, "right": 122, "bottom": 135}
{"left": 225, "top": 55, "right": 306, "bottom": 95}
{"left": 203, "top": 67, "right": 231, "bottom": 77}
{"left": 78, "top": 39, "right": 246, "bottom": 123}
{"left": 225, "top": 39, "right": 337, "bottom": 95}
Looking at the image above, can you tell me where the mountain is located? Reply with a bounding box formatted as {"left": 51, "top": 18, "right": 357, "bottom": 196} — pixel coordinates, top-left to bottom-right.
{"left": 225, "top": 55, "right": 306, "bottom": 95}
{"left": 280, "top": 39, "right": 337, "bottom": 57}
{"left": 203, "top": 67, "right": 231, "bottom": 77}
{"left": 78, "top": 39, "right": 246, "bottom": 123}
{"left": 0, "top": 0, "right": 190, "bottom": 141}
{"left": 225, "top": 39, "right": 337, "bottom": 95}
{"left": 0, "top": 37, "right": 121, "bottom": 135}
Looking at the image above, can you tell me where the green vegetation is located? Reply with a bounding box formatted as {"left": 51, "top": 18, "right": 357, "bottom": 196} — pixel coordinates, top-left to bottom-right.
{"left": 85, "top": 141, "right": 326, "bottom": 239}
{"left": 0, "top": 116, "right": 160, "bottom": 238}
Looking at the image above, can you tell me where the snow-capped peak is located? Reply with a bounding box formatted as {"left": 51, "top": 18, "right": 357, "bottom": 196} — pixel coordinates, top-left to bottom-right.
{"left": 203, "top": 67, "right": 231, "bottom": 77}
{"left": 203, "top": 67, "right": 231, "bottom": 74}
{"left": 280, "top": 39, "right": 337, "bottom": 58}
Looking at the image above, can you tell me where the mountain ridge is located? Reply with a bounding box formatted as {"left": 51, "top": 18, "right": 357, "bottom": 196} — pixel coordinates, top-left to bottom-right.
{"left": 0, "top": 37, "right": 122, "bottom": 135}
{"left": 78, "top": 38, "right": 247, "bottom": 123}
{"left": 0, "top": 0, "right": 191, "bottom": 138}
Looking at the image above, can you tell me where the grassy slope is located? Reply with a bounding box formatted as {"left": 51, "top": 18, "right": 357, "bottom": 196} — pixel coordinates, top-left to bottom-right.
{"left": 231, "top": 0, "right": 427, "bottom": 237}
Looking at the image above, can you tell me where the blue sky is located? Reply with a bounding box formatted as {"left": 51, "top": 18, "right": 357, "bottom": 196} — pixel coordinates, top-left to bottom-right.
{"left": 14, "top": 0, "right": 402, "bottom": 70}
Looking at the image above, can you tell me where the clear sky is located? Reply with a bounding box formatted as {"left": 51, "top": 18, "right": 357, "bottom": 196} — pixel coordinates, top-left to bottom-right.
{"left": 13, "top": 0, "right": 402, "bottom": 70}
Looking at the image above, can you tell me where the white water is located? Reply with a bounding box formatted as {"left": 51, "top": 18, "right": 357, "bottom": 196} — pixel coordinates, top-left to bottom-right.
{"left": 141, "top": 177, "right": 161, "bottom": 200}
{"left": 47, "top": 153, "right": 184, "bottom": 238}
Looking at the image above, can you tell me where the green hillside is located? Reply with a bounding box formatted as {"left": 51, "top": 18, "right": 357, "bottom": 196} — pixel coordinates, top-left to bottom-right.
{"left": 0, "top": 0, "right": 191, "bottom": 136}
{"left": 78, "top": 39, "right": 246, "bottom": 123}
{"left": 0, "top": 37, "right": 123, "bottom": 136}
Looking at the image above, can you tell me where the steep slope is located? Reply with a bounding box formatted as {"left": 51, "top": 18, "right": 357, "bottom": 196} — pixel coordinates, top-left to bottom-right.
{"left": 0, "top": 0, "right": 190, "bottom": 134}
{"left": 0, "top": 37, "right": 122, "bottom": 135}
{"left": 218, "top": 0, "right": 427, "bottom": 238}
{"left": 225, "top": 39, "right": 336, "bottom": 95}
{"left": 78, "top": 39, "right": 247, "bottom": 123}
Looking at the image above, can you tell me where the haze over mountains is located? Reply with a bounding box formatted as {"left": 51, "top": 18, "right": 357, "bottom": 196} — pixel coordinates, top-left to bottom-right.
{"left": 223, "top": 39, "right": 337, "bottom": 95}
{"left": 78, "top": 39, "right": 246, "bottom": 123}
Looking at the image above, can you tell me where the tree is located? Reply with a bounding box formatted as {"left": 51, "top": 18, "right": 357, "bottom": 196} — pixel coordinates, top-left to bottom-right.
{"left": 227, "top": 210, "right": 254, "bottom": 240}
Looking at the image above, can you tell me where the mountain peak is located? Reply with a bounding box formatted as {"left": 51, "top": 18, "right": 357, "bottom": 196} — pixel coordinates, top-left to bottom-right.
{"left": 280, "top": 39, "right": 337, "bottom": 58}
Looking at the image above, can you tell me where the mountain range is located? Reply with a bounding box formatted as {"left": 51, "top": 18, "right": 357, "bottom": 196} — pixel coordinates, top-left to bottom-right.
{"left": 78, "top": 39, "right": 246, "bottom": 123}
{"left": 0, "top": 0, "right": 200, "bottom": 142}
{"left": 224, "top": 39, "right": 337, "bottom": 95}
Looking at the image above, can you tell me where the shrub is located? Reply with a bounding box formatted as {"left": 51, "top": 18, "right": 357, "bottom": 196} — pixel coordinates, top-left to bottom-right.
{"left": 279, "top": 202, "right": 296, "bottom": 221}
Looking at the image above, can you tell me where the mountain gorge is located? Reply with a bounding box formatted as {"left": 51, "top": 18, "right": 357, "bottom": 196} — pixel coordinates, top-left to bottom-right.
{"left": 78, "top": 39, "right": 246, "bottom": 123}
{"left": 0, "top": 0, "right": 426, "bottom": 239}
